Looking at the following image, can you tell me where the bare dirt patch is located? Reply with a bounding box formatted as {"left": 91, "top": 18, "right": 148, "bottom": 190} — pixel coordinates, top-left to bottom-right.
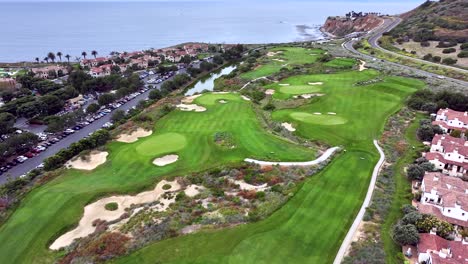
{"left": 265, "top": 89, "right": 275, "bottom": 95}
{"left": 66, "top": 151, "right": 108, "bottom": 171}
{"left": 293, "top": 93, "right": 324, "bottom": 99}
{"left": 116, "top": 128, "right": 152, "bottom": 143}
{"left": 181, "top": 94, "right": 202, "bottom": 104}
{"left": 241, "top": 95, "right": 251, "bottom": 101}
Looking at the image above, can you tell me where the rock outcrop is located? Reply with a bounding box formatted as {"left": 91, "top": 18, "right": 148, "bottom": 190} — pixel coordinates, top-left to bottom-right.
{"left": 321, "top": 15, "right": 383, "bottom": 37}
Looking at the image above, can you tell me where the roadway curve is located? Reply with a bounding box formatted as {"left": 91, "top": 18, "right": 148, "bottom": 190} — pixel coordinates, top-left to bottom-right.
{"left": 333, "top": 140, "right": 385, "bottom": 264}
{"left": 343, "top": 17, "right": 468, "bottom": 87}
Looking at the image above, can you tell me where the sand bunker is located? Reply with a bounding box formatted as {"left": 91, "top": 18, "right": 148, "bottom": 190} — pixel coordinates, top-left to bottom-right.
{"left": 281, "top": 122, "right": 296, "bottom": 132}
{"left": 293, "top": 93, "right": 324, "bottom": 99}
{"left": 219, "top": 100, "right": 228, "bottom": 104}
{"left": 266, "top": 51, "right": 282, "bottom": 57}
{"left": 272, "top": 58, "right": 285, "bottom": 62}
{"left": 278, "top": 83, "right": 290, "bottom": 86}
{"left": 153, "top": 154, "right": 179, "bottom": 166}
{"left": 50, "top": 180, "right": 181, "bottom": 250}
{"left": 181, "top": 94, "right": 202, "bottom": 104}
{"left": 232, "top": 180, "right": 268, "bottom": 192}
{"left": 328, "top": 112, "right": 337, "bottom": 115}
{"left": 265, "top": 89, "right": 275, "bottom": 95}
{"left": 184, "top": 185, "right": 205, "bottom": 197}
{"left": 176, "top": 103, "right": 206, "bottom": 112}
{"left": 241, "top": 95, "right": 251, "bottom": 101}
{"left": 314, "top": 112, "right": 322, "bottom": 115}
{"left": 212, "top": 91, "right": 230, "bottom": 94}
{"left": 308, "top": 82, "right": 323, "bottom": 85}
{"left": 358, "top": 60, "right": 367, "bottom": 71}
{"left": 66, "top": 151, "right": 108, "bottom": 171}
{"left": 116, "top": 128, "right": 152, "bottom": 143}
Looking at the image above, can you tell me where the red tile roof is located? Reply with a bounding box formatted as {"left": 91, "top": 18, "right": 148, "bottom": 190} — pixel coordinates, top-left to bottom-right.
{"left": 437, "top": 108, "right": 468, "bottom": 124}
{"left": 418, "top": 233, "right": 468, "bottom": 263}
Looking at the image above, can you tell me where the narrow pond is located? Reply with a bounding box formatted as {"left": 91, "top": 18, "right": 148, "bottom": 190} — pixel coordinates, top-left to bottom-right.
{"left": 185, "top": 65, "right": 236, "bottom": 95}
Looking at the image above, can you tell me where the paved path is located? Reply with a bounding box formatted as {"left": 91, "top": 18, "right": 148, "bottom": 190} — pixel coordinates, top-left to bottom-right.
{"left": 244, "top": 146, "right": 339, "bottom": 166}
{"left": 240, "top": 76, "right": 268, "bottom": 90}
{"left": 333, "top": 140, "right": 385, "bottom": 264}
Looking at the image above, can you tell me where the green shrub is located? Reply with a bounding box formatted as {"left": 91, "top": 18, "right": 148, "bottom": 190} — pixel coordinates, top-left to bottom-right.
{"left": 442, "top": 57, "right": 457, "bottom": 65}
{"left": 105, "top": 202, "right": 118, "bottom": 211}
{"left": 457, "top": 51, "right": 468, "bottom": 58}
{"left": 442, "top": 48, "right": 456, "bottom": 54}
{"left": 162, "top": 184, "right": 172, "bottom": 190}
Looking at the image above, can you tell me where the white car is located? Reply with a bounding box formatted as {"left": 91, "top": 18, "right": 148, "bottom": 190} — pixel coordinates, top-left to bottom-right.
{"left": 102, "top": 122, "right": 113, "bottom": 128}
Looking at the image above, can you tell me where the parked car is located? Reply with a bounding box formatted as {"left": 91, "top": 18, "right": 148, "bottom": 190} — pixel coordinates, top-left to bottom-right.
{"left": 102, "top": 122, "right": 113, "bottom": 128}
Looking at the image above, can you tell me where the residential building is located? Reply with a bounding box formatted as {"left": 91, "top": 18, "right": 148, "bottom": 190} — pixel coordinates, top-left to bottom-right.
{"left": 90, "top": 64, "right": 112, "bottom": 78}
{"left": 425, "top": 134, "right": 468, "bottom": 177}
{"left": 30, "top": 65, "right": 68, "bottom": 79}
{"left": 417, "top": 232, "right": 468, "bottom": 264}
{"left": 80, "top": 57, "right": 108, "bottom": 68}
{"left": 433, "top": 108, "right": 468, "bottom": 133}
{"left": 419, "top": 172, "right": 468, "bottom": 225}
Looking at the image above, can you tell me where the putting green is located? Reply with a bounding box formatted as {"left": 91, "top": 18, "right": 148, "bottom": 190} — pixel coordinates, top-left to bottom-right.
{"left": 278, "top": 85, "right": 322, "bottom": 95}
{"left": 290, "top": 112, "right": 347, "bottom": 125}
{"left": 135, "top": 133, "right": 187, "bottom": 156}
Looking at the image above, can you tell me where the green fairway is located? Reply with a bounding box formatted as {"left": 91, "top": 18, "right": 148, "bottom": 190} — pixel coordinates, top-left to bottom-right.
{"left": 240, "top": 47, "right": 324, "bottom": 80}
{"left": 324, "top": 57, "right": 357, "bottom": 69}
{"left": 0, "top": 93, "right": 316, "bottom": 264}
{"left": 0, "top": 50, "right": 426, "bottom": 264}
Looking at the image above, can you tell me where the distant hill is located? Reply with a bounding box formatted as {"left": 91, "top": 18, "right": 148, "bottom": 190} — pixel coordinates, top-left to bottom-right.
{"left": 321, "top": 14, "right": 383, "bottom": 37}
{"left": 389, "top": 0, "right": 468, "bottom": 42}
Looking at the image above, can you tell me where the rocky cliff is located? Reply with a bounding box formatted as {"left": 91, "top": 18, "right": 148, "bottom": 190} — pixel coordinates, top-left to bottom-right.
{"left": 321, "top": 15, "right": 383, "bottom": 37}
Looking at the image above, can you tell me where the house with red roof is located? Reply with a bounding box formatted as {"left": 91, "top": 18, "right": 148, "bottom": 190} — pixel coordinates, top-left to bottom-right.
{"left": 417, "top": 232, "right": 468, "bottom": 264}
{"left": 424, "top": 134, "right": 468, "bottom": 177}
{"left": 433, "top": 108, "right": 468, "bottom": 133}
{"left": 90, "top": 64, "right": 112, "bottom": 78}
{"left": 80, "top": 57, "right": 108, "bottom": 68}
{"left": 30, "top": 65, "right": 69, "bottom": 79}
{"left": 420, "top": 172, "right": 468, "bottom": 225}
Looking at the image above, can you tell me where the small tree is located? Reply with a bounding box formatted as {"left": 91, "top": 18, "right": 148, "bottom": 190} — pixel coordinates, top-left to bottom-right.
{"left": 401, "top": 211, "right": 423, "bottom": 225}
{"left": 110, "top": 110, "right": 126, "bottom": 123}
{"left": 148, "top": 89, "right": 162, "bottom": 100}
{"left": 98, "top": 93, "right": 115, "bottom": 106}
{"left": 86, "top": 103, "right": 100, "bottom": 114}
{"left": 407, "top": 164, "right": 425, "bottom": 180}
{"left": 392, "top": 224, "right": 419, "bottom": 246}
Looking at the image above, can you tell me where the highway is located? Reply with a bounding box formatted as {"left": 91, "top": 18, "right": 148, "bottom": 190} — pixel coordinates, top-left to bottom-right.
{"left": 343, "top": 17, "right": 468, "bottom": 87}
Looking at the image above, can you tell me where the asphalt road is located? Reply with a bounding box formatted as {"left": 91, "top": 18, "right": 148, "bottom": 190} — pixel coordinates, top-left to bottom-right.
{"left": 1, "top": 68, "right": 190, "bottom": 184}
{"left": 343, "top": 17, "right": 468, "bottom": 87}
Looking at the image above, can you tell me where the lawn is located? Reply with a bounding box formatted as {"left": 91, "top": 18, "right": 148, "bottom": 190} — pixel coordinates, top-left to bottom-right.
{"left": 240, "top": 47, "right": 324, "bottom": 80}
{"left": 324, "top": 57, "right": 357, "bottom": 69}
{"left": 0, "top": 93, "right": 316, "bottom": 264}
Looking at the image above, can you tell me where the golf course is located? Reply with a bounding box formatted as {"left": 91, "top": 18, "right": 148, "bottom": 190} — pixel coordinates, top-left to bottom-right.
{"left": 0, "top": 46, "right": 426, "bottom": 264}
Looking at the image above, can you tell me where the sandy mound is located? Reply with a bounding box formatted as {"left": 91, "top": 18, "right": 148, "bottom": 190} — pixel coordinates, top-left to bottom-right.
{"left": 66, "top": 151, "right": 108, "bottom": 171}
{"left": 232, "top": 180, "right": 268, "bottom": 192}
{"left": 116, "top": 128, "right": 152, "bottom": 143}
{"left": 313, "top": 112, "right": 322, "bottom": 115}
{"left": 181, "top": 94, "right": 202, "bottom": 104}
{"left": 219, "top": 100, "right": 227, "bottom": 104}
{"left": 50, "top": 180, "right": 181, "bottom": 250}
{"left": 153, "top": 154, "right": 179, "bottom": 166}
{"left": 358, "top": 60, "right": 367, "bottom": 71}
{"left": 308, "top": 82, "right": 323, "bottom": 85}
{"left": 266, "top": 51, "right": 282, "bottom": 57}
{"left": 265, "top": 89, "right": 275, "bottom": 95}
{"left": 278, "top": 83, "right": 290, "bottom": 86}
{"left": 328, "top": 112, "right": 337, "bottom": 115}
{"left": 176, "top": 104, "right": 206, "bottom": 112}
{"left": 185, "top": 185, "right": 205, "bottom": 197}
{"left": 241, "top": 95, "right": 251, "bottom": 101}
{"left": 281, "top": 122, "right": 296, "bottom": 132}
{"left": 293, "top": 93, "right": 324, "bottom": 99}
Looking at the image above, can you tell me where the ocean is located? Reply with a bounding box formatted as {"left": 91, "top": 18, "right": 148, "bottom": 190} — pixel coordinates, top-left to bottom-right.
{"left": 0, "top": 1, "right": 423, "bottom": 62}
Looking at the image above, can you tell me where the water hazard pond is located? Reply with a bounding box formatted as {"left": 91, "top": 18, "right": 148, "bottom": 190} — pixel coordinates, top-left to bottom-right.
{"left": 185, "top": 65, "right": 236, "bottom": 95}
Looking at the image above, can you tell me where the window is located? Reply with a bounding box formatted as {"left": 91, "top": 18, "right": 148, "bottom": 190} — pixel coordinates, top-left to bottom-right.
{"left": 448, "top": 209, "right": 451, "bottom": 213}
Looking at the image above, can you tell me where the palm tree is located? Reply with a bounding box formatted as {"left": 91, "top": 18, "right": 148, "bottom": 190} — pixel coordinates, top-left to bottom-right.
{"left": 81, "top": 51, "right": 87, "bottom": 59}
{"left": 91, "top": 50, "right": 98, "bottom": 59}
{"left": 35, "top": 57, "right": 39, "bottom": 63}
{"left": 57, "top": 51, "right": 63, "bottom": 62}
{"left": 44, "top": 57, "right": 49, "bottom": 63}
{"left": 65, "top": 54, "right": 71, "bottom": 63}
{"left": 47, "top": 52, "right": 56, "bottom": 63}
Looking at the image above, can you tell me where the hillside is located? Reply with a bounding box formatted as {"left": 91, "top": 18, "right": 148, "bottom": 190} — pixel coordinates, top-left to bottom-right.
{"left": 322, "top": 14, "right": 383, "bottom": 37}
{"left": 389, "top": 0, "right": 468, "bottom": 42}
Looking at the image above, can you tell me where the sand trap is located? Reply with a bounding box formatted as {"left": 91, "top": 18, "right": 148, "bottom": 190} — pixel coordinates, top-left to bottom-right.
{"left": 327, "top": 112, "right": 337, "bottom": 115}
{"left": 219, "top": 100, "right": 227, "bottom": 104}
{"left": 245, "top": 146, "right": 339, "bottom": 167}
{"left": 116, "top": 128, "right": 152, "bottom": 143}
{"left": 181, "top": 94, "right": 202, "bottom": 104}
{"left": 265, "top": 89, "right": 275, "bottom": 95}
{"left": 50, "top": 180, "right": 181, "bottom": 250}
{"left": 293, "top": 93, "right": 324, "bottom": 99}
{"left": 66, "top": 151, "right": 108, "bottom": 171}
{"left": 184, "top": 185, "right": 205, "bottom": 197}
{"left": 176, "top": 103, "right": 206, "bottom": 112}
{"left": 314, "top": 112, "right": 322, "bottom": 115}
{"left": 266, "top": 51, "right": 282, "bottom": 57}
{"left": 272, "top": 58, "right": 285, "bottom": 62}
{"left": 153, "top": 154, "right": 179, "bottom": 166}
{"left": 281, "top": 122, "right": 296, "bottom": 132}
{"left": 308, "top": 82, "right": 323, "bottom": 85}
{"left": 358, "top": 60, "right": 368, "bottom": 71}
{"left": 212, "top": 91, "right": 230, "bottom": 94}
{"left": 232, "top": 180, "right": 268, "bottom": 192}
{"left": 278, "top": 83, "right": 290, "bottom": 86}
{"left": 241, "top": 95, "right": 251, "bottom": 101}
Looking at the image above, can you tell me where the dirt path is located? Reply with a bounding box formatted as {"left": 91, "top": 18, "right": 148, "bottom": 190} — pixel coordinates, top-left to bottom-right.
{"left": 333, "top": 140, "right": 385, "bottom": 264}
